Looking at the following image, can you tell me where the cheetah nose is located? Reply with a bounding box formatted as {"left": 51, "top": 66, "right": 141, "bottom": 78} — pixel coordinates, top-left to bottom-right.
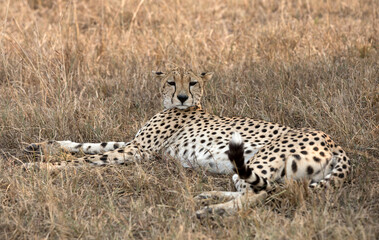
{"left": 177, "top": 94, "right": 189, "bottom": 104}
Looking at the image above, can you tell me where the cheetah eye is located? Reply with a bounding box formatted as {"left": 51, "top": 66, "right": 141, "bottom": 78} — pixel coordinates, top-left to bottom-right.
{"left": 167, "top": 81, "right": 175, "bottom": 86}
{"left": 189, "top": 82, "right": 198, "bottom": 86}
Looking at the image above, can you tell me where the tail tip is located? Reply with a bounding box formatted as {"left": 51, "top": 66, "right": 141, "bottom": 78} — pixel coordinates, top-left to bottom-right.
{"left": 231, "top": 132, "right": 243, "bottom": 146}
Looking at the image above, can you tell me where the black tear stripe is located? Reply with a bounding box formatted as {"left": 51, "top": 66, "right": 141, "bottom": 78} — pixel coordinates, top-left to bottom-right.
{"left": 171, "top": 84, "right": 176, "bottom": 104}
{"left": 189, "top": 88, "right": 194, "bottom": 104}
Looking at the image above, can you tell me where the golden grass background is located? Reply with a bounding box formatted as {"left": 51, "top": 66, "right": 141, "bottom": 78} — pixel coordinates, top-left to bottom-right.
{"left": 0, "top": 0, "right": 378, "bottom": 239}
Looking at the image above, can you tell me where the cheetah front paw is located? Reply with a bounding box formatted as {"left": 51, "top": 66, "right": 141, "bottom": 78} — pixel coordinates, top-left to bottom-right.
{"left": 195, "top": 191, "right": 242, "bottom": 206}
{"left": 194, "top": 192, "right": 216, "bottom": 201}
{"left": 194, "top": 192, "right": 219, "bottom": 206}
{"left": 196, "top": 206, "right": 227, "bottom": 219}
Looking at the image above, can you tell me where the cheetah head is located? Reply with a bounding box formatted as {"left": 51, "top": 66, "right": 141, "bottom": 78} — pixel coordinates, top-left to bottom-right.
{"left": 153, "top": 67, "right": 213, "bottom": 109}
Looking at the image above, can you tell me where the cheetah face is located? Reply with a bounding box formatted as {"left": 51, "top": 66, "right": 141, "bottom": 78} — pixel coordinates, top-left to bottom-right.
{"left": 153, "top": 68, "right": 213, "bottom": 109}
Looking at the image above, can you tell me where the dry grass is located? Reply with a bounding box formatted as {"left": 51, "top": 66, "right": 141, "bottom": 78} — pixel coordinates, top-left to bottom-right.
{"left": 0, "top": 0, "right": 378, "bottom": 239}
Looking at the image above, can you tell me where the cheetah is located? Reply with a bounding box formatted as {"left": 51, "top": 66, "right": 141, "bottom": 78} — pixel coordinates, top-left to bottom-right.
{"left": 24, "top": 67, "right": 351, "bottom": 217}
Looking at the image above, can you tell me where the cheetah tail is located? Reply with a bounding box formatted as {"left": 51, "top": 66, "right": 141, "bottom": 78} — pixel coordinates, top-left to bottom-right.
{"left": 228, "top": 132, "right": 252, "bottom": 179}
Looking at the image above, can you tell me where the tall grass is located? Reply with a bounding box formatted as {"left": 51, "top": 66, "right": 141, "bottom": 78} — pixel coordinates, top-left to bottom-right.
{"left": 0, "top": 0, "right": 378, "bottom": 239}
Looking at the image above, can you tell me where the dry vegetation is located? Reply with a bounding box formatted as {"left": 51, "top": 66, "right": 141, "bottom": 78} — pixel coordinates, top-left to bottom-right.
{"left": 0, "top": 0, "right": 378, "bottom": 239}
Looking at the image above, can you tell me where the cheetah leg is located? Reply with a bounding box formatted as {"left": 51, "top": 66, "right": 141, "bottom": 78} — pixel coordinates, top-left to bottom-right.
{"left": 309, "top": 148, "right": 351, "bottom": 189}
{"left": 196, "top": 191, "right": 267, "bottom": 219}
{"left": 24, "top": 141, "right": 128, "bottom": 155}
{"left": 23, "top": 141, "right": 151, "bottom": 170}
{"left": 194, "top": 191, "right": 242, "bottom": 203}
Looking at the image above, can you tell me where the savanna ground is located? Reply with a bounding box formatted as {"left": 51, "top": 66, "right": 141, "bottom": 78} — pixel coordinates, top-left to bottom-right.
{"left": 0, "top": 0, "right": 378, "bottom": 239}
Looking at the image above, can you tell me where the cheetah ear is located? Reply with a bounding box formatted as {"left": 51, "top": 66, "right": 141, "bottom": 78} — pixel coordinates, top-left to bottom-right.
{"left": 200, "top": 72, "right": 213, "bottom": 81}
{"left": 152, "top": 71, "right": 166, "bottom": 79}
